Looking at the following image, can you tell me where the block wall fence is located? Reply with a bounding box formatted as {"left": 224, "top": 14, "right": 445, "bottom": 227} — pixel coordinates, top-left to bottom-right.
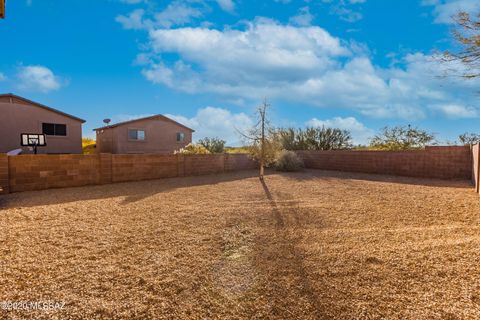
{"left": 0, "top": 153, "right": 257, "bottom": 194}
{"left": 0, "top": 145, "right": 478, "bottom": 195}
{"left": 297, "top": 146, "right": 473, "bottom": 181}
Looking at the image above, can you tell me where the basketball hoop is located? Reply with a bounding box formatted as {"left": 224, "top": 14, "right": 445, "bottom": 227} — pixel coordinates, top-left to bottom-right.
{"left": 21, "top": 133, "right": 47, "bottom": 154}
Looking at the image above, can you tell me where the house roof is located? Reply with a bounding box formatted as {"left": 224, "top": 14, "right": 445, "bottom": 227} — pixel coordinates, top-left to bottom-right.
{"left": 93, "top": 114, "right": 195, "bottom": 132}
{"left": 0, "top": 93, "right": 86, "bottom": 123}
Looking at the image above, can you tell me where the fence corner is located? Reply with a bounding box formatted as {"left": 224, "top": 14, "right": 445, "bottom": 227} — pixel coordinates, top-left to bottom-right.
{"left": 0, "top": 154, "right": 10, "bottom": 194}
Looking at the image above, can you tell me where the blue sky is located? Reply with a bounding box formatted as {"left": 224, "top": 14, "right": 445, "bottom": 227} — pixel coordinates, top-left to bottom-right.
{"left": 1, "top": 0, "right": 480, "bottom": 145}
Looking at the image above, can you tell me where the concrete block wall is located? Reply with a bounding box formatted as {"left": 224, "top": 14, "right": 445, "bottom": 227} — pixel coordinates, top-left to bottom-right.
{"left": 184, "top": 154, "right": 225, "bottom": 176}
{"left": 8, "top": 155, "right": 100, "bottom": 193}
{"left": 111, "top": 154, "right": 178, "bottom": 183}
{"left": 225, "top": 153, "right": 258, "bottom": 172}
{"left": 2, "top": 153, "right": 256, "bottom": 193}
{"left": 1, "top": 147, "right": 475, "bottom": 194}
{"left": 297, "top": 146, "right": 472, "bottom": 180}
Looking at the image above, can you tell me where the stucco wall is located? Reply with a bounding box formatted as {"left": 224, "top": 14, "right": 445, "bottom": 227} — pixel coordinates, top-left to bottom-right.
{"left": 0, "top": 99, "right": 83, "bottom": 154}
{"left": 96, "top": 118, "right": 193, "bottom": 154}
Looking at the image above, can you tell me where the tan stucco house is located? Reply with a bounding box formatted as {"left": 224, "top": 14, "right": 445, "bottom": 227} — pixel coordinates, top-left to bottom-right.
{"left": 0, "top": 93, "right": 85, "bottom": 154}
{"left": 94, "top": 115, "right": 194, "bottom": 154}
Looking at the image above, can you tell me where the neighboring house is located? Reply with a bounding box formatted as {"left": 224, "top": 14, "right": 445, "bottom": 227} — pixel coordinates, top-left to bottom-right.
{"left": 94, "top": 115, "right": 194, "bottom": 154}
{"left": 0, "top": 93, "right": 85, "bottom": 154}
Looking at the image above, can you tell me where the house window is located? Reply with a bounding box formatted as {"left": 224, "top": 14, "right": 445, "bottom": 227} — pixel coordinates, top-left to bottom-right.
{"left": 177, "top": 132, "right": 185, "bottom": 142}
{"left": 128, "top": 129, "right": 145, "bottom": 141}
{"left": 42, "top": 123, "right": 67, "bottom": 136}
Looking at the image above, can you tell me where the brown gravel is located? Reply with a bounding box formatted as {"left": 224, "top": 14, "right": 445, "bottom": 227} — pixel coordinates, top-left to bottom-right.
{"left": 1, "top": 169, "right": 480, "bottom": 319}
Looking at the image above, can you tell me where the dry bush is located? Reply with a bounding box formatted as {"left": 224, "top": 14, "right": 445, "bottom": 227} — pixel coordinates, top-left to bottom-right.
{"left": 175, "top": 143, "right": 211, "bottom": 155}
{"left": 275, "top": 150, "right": 304, "bottom": 172}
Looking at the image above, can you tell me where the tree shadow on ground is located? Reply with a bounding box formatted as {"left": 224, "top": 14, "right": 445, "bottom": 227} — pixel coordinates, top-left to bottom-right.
{"left": 247, "top": 177, "right": 333, "bottom": 319}
{"left": 0, "top": 170, "right": 260, "bottom": 209}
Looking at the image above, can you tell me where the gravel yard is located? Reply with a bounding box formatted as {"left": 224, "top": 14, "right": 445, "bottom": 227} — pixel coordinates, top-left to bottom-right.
{"left": 1, "top": 169, "right": 479, "bottom": 319}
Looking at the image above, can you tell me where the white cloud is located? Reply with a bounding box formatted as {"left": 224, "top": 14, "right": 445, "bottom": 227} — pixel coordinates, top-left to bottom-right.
{"left": 0, "top": 72, "right": 6, "bottom": 81}
{"left": 17, "top": 65, "right": 63, "bottom": 93}
{"left": 131, "top": 18, "right": 479, "bottom": 121}
{"left": 216, "top": 0, "right": 235, "bottom": 13}
{"left": 166, "top": 107, "right": 254, "bottom": 146}
{"left": 116, "top": 9, "right": 146, "bottom": 30}
{"left": 306, "top": 116, "right": 374, "bottom": 145}
{"left": 422, "top": 0, "right": 480, "bottom": 24}
{"left": 322, "top": 0, "right": 365, "bottom": 22}
{"left": 146, "top": 20, "right": 349, "bottom": 86}
{"left": 116, "top": 1, "right": 204, "bottom": 30}
{"left": 430, "top": 104, "right": 479, "bottom": 118}
{"left": 289, "top": 7, "right": 314, "bottom": 27}
{"left": 154, "top": 2, "right": 203, "bottom": 28}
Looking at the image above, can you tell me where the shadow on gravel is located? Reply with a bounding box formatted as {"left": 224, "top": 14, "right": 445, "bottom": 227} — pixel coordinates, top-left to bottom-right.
{"left": 285, "top": 169, "right": 473, "bottom": 189}
{"left": 0, "top": 170, "right": 260, "bottom": 209}
{"left": 250, "top": 178, "right": 328, "bottom": 319}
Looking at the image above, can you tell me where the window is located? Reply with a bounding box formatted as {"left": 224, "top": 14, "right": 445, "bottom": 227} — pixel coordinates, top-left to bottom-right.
{"left": 177, "top": 132, "right": 185, "bottom": 142}
{"left": 42, "top": 123, "right": 67, "bottom": 136}
{"left": 128, "top": 129, "right": 145, "bottom": 141}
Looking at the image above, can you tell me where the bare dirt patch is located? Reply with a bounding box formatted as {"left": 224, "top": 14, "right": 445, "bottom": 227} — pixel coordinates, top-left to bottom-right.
{"left": 0, "top": 169, "right": 479, "bottom": 319}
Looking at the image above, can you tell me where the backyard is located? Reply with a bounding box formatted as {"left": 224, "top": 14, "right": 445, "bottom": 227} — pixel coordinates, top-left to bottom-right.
{"left": 0, "top": 169, "right": 479, "bottom": 319}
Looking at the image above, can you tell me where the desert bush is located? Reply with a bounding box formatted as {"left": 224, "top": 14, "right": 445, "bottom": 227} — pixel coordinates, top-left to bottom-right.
{"left": 175, "top": 143, "right": 211, "bottom": 155}
{"left": 247, "top": 132, "right": 282, "bottom": 167}
{"left": 225, "top": 146, "right": 250, "bottom": 154}
{"left": 198, "top": 137, "right": 226, "bottom": 153}
{"left": 275, "top": 150, "right": 304, "bottom": 172}
{"left": 277, "top": 127, "right": 352, "bottom": 150}
{"left": 459, "top": 132, "right": 480, "bottom": 145}
{"left": 369, "top": 125, "right": 435, "bottom": 150}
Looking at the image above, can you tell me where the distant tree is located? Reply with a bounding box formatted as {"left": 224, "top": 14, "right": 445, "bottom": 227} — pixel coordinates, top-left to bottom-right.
{"left": 277, "top": 127, "right": 352, "bottom": 150}
{"left": 459, "top": 132, "right": 480, "bottom": 145}
{"left": 198, "top": 137, "right": 226, "bottom": 153}
{"left": 369, "top": 125, "right": 435, "bottom": 150}
{"left": 440, "top": 11, "right": 480, "bottom": 79}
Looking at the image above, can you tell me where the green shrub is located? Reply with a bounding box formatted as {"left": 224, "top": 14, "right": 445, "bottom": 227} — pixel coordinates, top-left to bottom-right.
{"left": 198, "top": 137, "right": 226, "bottom": 153}
{"left": 175, "top": 143, "right": 211, "bottom": 155}
{"left": 275, "top": 150, "right": 304, "bottom": 172}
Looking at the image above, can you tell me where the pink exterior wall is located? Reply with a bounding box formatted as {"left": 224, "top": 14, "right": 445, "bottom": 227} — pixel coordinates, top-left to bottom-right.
{"left": 0, "top": 97, "right": 83, "bottom": 154}
{"left": 96, "top": 118, "right": 193, "bottom": 154}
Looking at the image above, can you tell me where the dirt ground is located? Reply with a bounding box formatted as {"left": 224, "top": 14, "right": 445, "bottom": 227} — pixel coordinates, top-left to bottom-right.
{"left": 1, "top": 169, "right": 480, "bottom": 319}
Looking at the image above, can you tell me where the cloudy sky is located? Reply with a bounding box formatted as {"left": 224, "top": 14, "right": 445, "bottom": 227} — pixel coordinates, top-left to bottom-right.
{"left": 1, "top": 0, "right": 479, "bottom": 145}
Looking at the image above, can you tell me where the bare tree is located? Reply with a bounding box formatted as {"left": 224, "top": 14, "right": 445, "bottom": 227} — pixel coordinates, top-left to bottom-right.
{"left": 441, "top": 11, "right": 480, "bottom": 78}
{"left": 238, "top": 99, "right": 279, "bottom": 180}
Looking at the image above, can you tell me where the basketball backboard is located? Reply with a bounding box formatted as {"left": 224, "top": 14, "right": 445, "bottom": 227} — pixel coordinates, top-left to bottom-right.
{"left": 21, "top": 133, "right": 47, "bottom": 154}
